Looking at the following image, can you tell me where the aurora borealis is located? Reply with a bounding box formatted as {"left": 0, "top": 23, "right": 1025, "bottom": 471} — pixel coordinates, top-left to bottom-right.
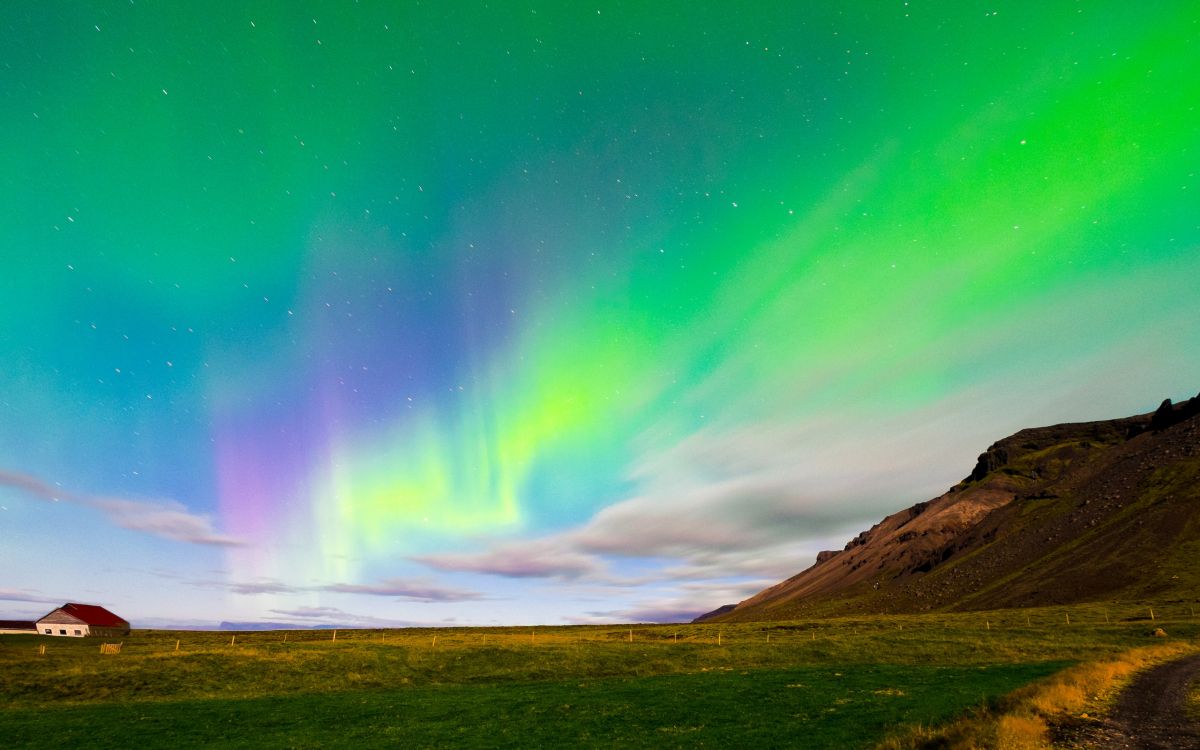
{"left": 2, "top": 2, "right": 1198, "bottom": 627}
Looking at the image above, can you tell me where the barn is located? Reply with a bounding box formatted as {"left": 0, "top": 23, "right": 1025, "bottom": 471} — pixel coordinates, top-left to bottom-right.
{"left": 36, "top": 603, "right": 130, "bottom": 638}
{"left": 0, "top": 620, "right": 37, "bottom": 635}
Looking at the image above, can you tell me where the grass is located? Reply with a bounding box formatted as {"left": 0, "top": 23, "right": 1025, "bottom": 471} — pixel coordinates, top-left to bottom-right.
{"left": 0, "top": 663, "right": 1062, "bottom": 749}
{"left": 2, "top": 603, "right": 1197, "bottom": 748}
{"left": 877, "top": 642, "right": 1200, "bottom": 749}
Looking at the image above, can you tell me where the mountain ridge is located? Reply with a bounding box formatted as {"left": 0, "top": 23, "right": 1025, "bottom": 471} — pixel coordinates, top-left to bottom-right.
{"left": 699, "top": 392, "right": 1200, "bottom": 622}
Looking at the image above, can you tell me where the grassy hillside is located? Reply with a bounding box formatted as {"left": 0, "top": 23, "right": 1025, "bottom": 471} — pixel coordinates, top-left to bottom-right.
{"left": 2, "top": 605, "right": 1198, "bottom": 748}
{"left": 712, "top": 396, "right": 1200, "bottom": 621}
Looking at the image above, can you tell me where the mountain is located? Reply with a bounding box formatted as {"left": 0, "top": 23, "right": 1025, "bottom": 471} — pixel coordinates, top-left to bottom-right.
{"left": 703, "top": 393, "right": 1200, "bottom": 622}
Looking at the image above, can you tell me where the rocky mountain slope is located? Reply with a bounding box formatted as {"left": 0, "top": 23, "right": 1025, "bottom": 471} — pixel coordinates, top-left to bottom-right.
{"left": 700, "top": 393, "right": 1200, "bottom": 622}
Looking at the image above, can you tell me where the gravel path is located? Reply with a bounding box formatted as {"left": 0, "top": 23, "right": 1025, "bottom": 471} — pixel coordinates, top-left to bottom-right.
{"left": 1056, "top": 653, "right": 1200, "bottom": 749}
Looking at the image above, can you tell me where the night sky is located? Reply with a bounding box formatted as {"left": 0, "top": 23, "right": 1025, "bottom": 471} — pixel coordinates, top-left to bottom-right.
{"left": 2, "top": 2, "right": 1197, "bottom": 627}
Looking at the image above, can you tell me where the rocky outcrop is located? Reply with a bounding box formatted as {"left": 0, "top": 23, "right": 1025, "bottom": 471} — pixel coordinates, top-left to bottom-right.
{"left": 968, "top": 445, "right": 1010, "bottom": 482}
{"left": 1140, "top": 392, "right": 1200, "bottom": 434}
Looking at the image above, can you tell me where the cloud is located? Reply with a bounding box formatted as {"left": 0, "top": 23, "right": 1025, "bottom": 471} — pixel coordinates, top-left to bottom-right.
{"left": 183, "top": 577, "right": 299, "bottom": 595}
{"left": 89, "top": 497, "right": 241, "bottom": 547}
{"left": 414, "top": 539, "right": 609, "bottom": 581}
{"left": 404, "top": 403, "right": 986, "bottom": 625}
{"left": 227, "top": 580, "right": 300, "bottom": 595}
{"left": 0, "top": 588, "right": 63, "bottom": 604}
{"left": 655, "top": 547, "right": 816, "bottom": 582}
{"left": 579, "top": 420, "right": 931, "bottom": 558}
{"left": 131, "top": 617, "right": 228, "bottom": 630}
{"left": 408, "top": 432, "right": 865, "bottom": 586}
{"left": 412, "top": 400, "right": 983, "bottom": 591}
{"left": 566, "top": 604, "right": 702, "bottom": 625}
{"left": 318, "top": 578, "right": 485, "bottom": 602}
{"left": 590, "top": 606, "right": 701, "bottom": 624}
{"left": 265, "top": 606, "right": 430, "bottom": 628}
{"left": 0, "top": 471, "right": 64, "bottom": 500}
{"left": 270, "top": 606, "right": 346, "bottom": 619}
{"left": 0, "top": 469, "right": 242, "bottom": 547}
{"left": 186, "top": 576, "right": 486, "bottom": 604}
{"left": 576, "top": 580, "right": 775, "bottom": 624}
{"left": 675, "top": 579, "right": 781, "bottom": 598}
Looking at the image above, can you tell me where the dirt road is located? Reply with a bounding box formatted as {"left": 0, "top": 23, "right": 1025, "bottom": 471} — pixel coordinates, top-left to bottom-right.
{"left": 1057, "top": 652, "right": 1200, "bottom": 749}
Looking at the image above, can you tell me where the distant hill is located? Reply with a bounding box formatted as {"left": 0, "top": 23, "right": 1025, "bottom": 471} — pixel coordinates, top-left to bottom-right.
{"left": 701, "top": 392, "right": 1200, "bottom": 622}
{"left": 692, "top": 604, "right": 737, "bottom": 623}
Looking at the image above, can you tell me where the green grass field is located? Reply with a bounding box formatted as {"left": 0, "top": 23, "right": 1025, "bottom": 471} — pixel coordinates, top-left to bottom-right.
{"left": 2, "top": 603, "right": 1196, "bottom": 748}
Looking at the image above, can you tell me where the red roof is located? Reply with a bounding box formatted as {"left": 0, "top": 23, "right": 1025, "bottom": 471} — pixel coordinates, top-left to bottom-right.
{"left": 59, "top": 603, "right": 129, "bottom": 627}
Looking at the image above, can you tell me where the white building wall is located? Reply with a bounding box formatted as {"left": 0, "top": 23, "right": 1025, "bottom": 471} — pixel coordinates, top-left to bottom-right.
{"left": 35, "top": 616, "right": 90, "bottom": 637}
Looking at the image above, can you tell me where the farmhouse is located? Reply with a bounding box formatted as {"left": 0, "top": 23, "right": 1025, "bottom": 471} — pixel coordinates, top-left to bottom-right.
{"left": 36, "top": 603, "right": 130, "bottom": 638}
{"left": 0, "top": 620, "right": 37, "bottom": 634}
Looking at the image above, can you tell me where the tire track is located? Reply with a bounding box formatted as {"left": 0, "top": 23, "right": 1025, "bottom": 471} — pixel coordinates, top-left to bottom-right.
{"left": 1060, "top": 652, "right": 1200, "bottom": 749}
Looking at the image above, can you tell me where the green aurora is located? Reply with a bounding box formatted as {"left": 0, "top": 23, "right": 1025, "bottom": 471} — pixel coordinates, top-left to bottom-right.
{"left": 1, "top": 2, "right": 1197, "bottom": 625}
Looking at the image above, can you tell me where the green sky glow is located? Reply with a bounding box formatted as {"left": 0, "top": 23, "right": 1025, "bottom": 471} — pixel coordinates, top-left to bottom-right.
{"left": 1, "top": 1, "right": 1197, "bottom": 626}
